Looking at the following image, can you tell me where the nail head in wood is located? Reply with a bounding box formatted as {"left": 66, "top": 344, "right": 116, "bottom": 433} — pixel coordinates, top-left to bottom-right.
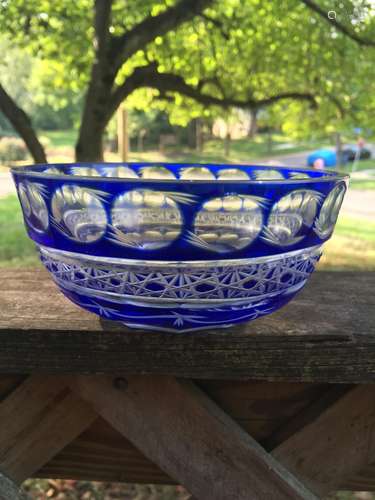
{"left": 113, "top": 377, "right": 128, "bottom": 391}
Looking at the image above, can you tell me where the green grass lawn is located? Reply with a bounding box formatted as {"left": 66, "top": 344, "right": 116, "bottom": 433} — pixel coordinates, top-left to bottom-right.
{"left": 345, "top": 158, "right": 375, "bottom": 172}
{"left": 336, "top": 161, "right": 375, "bottom": 190}
{"left": 333, "top": 216, "right": 375, "bottom": 244}
{"left": 1, "top": 194, "right": 374, "bottom": 270}
{"left": 339, "top": 159, "right": 375, "bottom": 189}
{"left": 0, "top": 195, "right": 40, "bottom": 267}
{"left": 39, "top": 129, "right": 375, "bottom": 190}
{"left": 174, "top": 135, "right": 328, "bottom": 161}
{"left": 319, "top": 215, "right": 375, "bottom": 271}
{"left": 39, "top": 129, "right": 326, "bottom": 159}
{"left": 348, "top": 179, "right": 375, "bottom": 190}
{"left": 127, "top": 135, "right": 330, "bottom": 165}
{"left": 41, "top": 129, "right": 78, "bottom": 148}
{"left": 36, "top": 128, "right": 331, "bottom": 165}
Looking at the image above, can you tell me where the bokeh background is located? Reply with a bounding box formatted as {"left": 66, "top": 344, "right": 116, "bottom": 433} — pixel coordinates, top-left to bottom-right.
{"left": 0, "top": 0, "right": 374, "bottom": 498}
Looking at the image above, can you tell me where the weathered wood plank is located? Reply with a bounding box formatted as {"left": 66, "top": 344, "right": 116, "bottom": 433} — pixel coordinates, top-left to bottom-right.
{"left": 32, "top": 379, "right": 375, "bottom": 493}
{"left": 37, "top": 381, "right": 327, "bottom": 484}
{"left": 36, "top": 417, "right": 172, "bottom": 484}
{"left": 198, "top": 381, "right": 329, "bottom": 422}
{"left": 0, "top": 376, "right": 96, "bottom": 483}
{"left": 0, "top": 270, "right": 374, "bottom": 381}
{"left": 263, "top": 384, "right": 352, "bottom": 450}
{"left": 29, "top": 379, "right": 375, "bottom": 494}
{"left": 273, "top": 384, "right": 375, "bottom": 496}
{"left": 0, "top": 377, "right": 26, "bottom": 401}
{"left": 71, "top": 375, "right": 318, "bottom": 500}
{"left": 343, "top": 463, "right": 375, "bottom": 491}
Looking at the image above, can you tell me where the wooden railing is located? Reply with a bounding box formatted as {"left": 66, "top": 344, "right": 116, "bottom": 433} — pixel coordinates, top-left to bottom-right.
{"left": 0, "top": 269, "right": 374, "bottom": 499}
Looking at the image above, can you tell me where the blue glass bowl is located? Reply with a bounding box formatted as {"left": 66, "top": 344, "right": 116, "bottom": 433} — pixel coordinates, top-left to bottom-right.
{"left": 12, "top": 162, "right": 348, "bottom": 332}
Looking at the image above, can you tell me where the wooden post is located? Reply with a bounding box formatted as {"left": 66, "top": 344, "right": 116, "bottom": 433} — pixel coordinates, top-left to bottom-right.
{"left": 248, "top": 109, "right": 258, "bottom": 138}
{"left": 272, "top": 384, "right": 375, "bottom": 497}
{"left": 224, "top": 130, "right": 231, "bottom": 157}
{"left": 0, "top": 376, "right": 96, "bottom": 484}
{"left": 117, "top": 106, "right": 129, "bottom": 161}
{"left": 267, "top": 129, "right": 273, "bottom": 153}
{"left": 71, "top": 375, "right": 317, "bottom": 500}
{"left": 335, "top": 132, "right": 343, "bottom": 167}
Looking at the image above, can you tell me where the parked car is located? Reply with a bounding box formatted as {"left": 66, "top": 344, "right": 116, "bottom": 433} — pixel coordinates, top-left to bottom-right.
{"left": 307, "top": 145, "right": 372, "bottom": 168}
{"left": 307, "top": 149, "right": 336, "bottom": 167}
{"left": 342, "top": 145, "right": 371, "bottom": 162}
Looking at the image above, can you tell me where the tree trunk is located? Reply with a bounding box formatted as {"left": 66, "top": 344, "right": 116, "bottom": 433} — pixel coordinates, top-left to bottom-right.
{"left": 75, "top": 98, "right": 108, "bottom": 162}
{"left": 75, "top": 61, "right": 114, "bottom": 162}
{"left": 187, "top": 119, "right": 197, "bottom": 149}
{"left": 267, "top": 130, "right": 273, "bottom": 154}
{"left": 248, "top": 109, "right": 258, "bottom": 138}
{"left": 137, "top": 129, "right": 146, "bottom": 152}
{"left": 196, "top": 118, "right": 203, "bottom": 153}
{"left": 0, "top": 84, "right": 47, "bottom": 164}
{"left": 75, "top": 124, "right": 106, "bottom": 162}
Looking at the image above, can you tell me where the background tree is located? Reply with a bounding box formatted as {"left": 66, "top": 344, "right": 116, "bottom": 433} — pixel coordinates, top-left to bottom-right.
{"left": 0, "top": 0, "right": 374, "bottom": 162}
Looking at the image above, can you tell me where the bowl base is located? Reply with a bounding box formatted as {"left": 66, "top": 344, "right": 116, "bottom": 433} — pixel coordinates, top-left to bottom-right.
{"left": 59, "top": 284, "right": 302, "bottom": 333}
{"left": 122, "top": 321, "right": 235, "bottom": 333}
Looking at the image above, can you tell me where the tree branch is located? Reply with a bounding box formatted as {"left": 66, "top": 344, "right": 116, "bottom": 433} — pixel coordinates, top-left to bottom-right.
{"left": 106, "top": 64, "right": 317, "bottom": 122}
{"left": 199, "top": 13, "right": 230, "bottom": 40}
{"left": 109, "top": 0, "right": 214, "bottom": 73}
{"left": 0, "top": 84, "right": 47, "bottom": 163}
{"left": 301, "top": 0, "right": 375, "bottom": 47}
{"left": 325, "top": 93, "right": 346, "bottom": 118}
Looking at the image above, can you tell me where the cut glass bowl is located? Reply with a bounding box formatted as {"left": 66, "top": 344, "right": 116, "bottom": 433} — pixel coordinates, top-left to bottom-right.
{"left": 12, "top": 162, "right": 348, "bottom": 332}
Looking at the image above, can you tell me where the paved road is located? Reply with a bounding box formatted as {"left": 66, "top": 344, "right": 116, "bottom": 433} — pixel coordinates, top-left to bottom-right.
{"left": 259, "top": 148, "right": 375, "bottom": 221}
{"left": 0, "top": 173, "right": 14, "bottom": 198}
{"left": 340, "top": 189, "right": 375, "bottom": 221}
{"left": 259, "top": 150, "right": 313, "bottom": 167}
{"left": 260, "top": 142, "right": 375, "bottom": 167}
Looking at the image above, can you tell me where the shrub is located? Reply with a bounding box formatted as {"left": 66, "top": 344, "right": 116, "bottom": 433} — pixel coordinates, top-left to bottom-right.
{"left": 0, "top": 136, "right": 27, "bottom": 162}
{"left": 39, "top": 135, "right": 51, "bottom": 149}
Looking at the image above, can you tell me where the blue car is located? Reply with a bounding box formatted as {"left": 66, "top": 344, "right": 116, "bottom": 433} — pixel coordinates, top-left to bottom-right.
{"left": 307, "top": 149, "right": 336, "bottom": 167}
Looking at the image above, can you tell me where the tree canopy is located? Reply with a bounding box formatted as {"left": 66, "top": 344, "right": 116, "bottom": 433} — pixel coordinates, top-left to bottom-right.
{"left": 0, "top": 0, "right": 374, "bottom": 161}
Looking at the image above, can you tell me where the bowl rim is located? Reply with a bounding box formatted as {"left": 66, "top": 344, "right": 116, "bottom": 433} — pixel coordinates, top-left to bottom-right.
{"left": 11, "top": 161, "right": 350, "bottom": 185}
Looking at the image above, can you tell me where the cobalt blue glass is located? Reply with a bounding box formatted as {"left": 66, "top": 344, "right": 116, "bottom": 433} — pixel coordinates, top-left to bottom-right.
{"left": 11, "top": 162, "right": 348, "bottom": 332}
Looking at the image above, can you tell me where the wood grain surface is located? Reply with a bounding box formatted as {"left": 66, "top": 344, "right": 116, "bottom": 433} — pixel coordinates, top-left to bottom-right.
{"left": 70, "top": 375, "right": 318, "bottom": 500}
{"left": 37, "top": 381, "right": 331, "bottom": 484}
{"left": 0, "top": 376, "right": 96, "bottom": 483}
{"left": 0, "top": 269, "right": 374, "bottom": 381}
{"left": 273, "top": 384, "right": 375, "bottom": 496}
{"left": 0, "top": 375, "right": 373, "bottom": 493}
{"left": 1, "top": 269, "right": 375, "bottom": 494}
